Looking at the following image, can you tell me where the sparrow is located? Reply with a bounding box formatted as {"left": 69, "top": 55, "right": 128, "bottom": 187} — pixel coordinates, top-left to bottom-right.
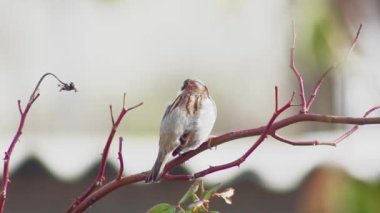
{"left": 145, "top": 79, "right": 217, "bottom": 183}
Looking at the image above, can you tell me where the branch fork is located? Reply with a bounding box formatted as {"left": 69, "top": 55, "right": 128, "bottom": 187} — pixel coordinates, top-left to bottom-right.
{"left": 67, "top": 94, "right": 142, "bottom": 213}
{"left": 0, "top": 73, "right": 77, "bottom": 213}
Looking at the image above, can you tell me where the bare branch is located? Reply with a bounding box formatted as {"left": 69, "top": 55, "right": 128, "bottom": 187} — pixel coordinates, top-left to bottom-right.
{"left": 273, "top": 106, "right": 380, "bottom": 147}
{"left": 127, "top": 102, "right": 144, "bottom": 111}
{"left": 117, "top": 137, "right": 125, "bottom": 180}
{"left": 109, "top": 105, "right": 115, "bottom": 126}
{"left": 271, "top": 132, "right": 335, "bottom": 146}
{"left": 67, "top": 96, "right": 142, "bottom": 212}
{"left": 67, "top": 24, "right": 375, "bottom": 212}
{"left": 28, "top": 73, "right": 75, "bottom": 103}
{"left": 123, "top": 93, "right": 126, "bottom": 108}
{"left": 275, "top": 86, "right": 279, "bottom": 112}
{"left": 344, "top": 24, "right": 362, "bottom": 62}
{"left": 305, "top": 65, "right": 335, "bottom": 111}
{"left": 70, "top": 104, "right": 380, "bottom": 211}
{"left": 1, "top": 73, "right": 76, "bottom": 213}
{"left": 334, "top": 105, "right": 380, "bottom": 145}
{"left": 69, "top": 173, "right": 146, "bottom": 213}
{"left": 290, "top": 22, "right": 307, "bottom": 113}
{"left": 363, "top": 105, "right": 380, "bottom": 117}
{"left": 30, "top": 93, "right": 40, "bottom": 105}
{"left": 304, "top": 24, "right": 362, "bottom": 113}
{"left": 17, "top": 100, "right": 22, "bottom": 115}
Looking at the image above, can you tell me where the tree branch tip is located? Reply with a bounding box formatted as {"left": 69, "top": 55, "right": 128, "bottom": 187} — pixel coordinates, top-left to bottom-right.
{"left": 127, "top": 102, "right": 144, "bottom": 111}
{"left": 122, "top": 93, "right": 127, "bottom": 107}
{"left": 29, "top": 93, "right": 40, "bottom": 105}
{"left": 17, "top": 100, "right": 23, "bottom": 114}
{"left": 356, "top": 24, "right": 363, "bottom": 37}
{"left": 291, "top": 20, "right": 296, "bottom": 48}
{"left": 317, "top": 142, "right": 336, "bottom": 147}
{"left": 109, "top": 105, "right": 115, "bottom": 125}
{"left": 289, "top": 91, "right": 296, "bottom": 103}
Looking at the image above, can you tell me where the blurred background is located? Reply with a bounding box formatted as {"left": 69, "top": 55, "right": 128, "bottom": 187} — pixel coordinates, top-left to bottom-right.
{"left": 0, "top": 0, "right": 380, "bottom": 212}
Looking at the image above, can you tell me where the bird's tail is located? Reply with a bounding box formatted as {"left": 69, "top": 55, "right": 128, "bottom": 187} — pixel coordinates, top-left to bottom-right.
{"left": 145, "top": 153, "right": 165, "bottom": 183}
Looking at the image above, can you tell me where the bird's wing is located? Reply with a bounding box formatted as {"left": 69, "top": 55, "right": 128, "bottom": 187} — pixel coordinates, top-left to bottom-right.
{"left": 172, "top": 130, "right": 195, "bottom": 156}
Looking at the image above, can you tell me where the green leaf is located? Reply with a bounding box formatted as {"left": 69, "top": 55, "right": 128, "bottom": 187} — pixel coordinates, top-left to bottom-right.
{"left": 178, "top": 180, "right": 202, "bottom": 204}
{"left": 146, "top": 203, "right": 176, "bottom": 213}
{"left": 203, "top": 183, "right": 223, "bottom": 200}
{"left": 199, "top": 180, "right": 206, "bottom": 195}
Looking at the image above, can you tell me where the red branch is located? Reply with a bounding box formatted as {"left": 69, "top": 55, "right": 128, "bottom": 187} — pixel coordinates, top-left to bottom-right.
{"left": 344, "top": 24, "right": 362, "bottom": 62}
{"left": 69, "top": 108, "right": 380, "bottom": 212}
{"left": 305, "top": 65, "right": 334, "bottom": 111}
{"left": 67, "top": 94, "right": 142, "bottom": 213}
{"left": 0, "top": 73, "right": 76, "bottom": 213}
{"left": 275, "top": 86, "right": 279, "bottom": 112}
{"left": 290, "top": 24, "right": 362, "bottom": 113}
{"left": 117, "top": 137, "right": 125, "bottom": 180}
{"left": 271, "top": 133, "right": 328, "bottom": 146}
{"left": 334, "top": 105, "right": 380, "bottom": 145}
{"left": 68, "top": 23, "right": 372, "bottom": 212}
{"left": 271, "top": 106, "right": 380, "bottom": 147}
{"left": 290, "top": 22, "right": 307, "bottom": 113}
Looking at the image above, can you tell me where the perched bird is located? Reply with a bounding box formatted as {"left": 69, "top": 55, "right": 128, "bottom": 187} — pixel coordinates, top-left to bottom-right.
{"left": 145, "top": 79, "right": 217, "bottom": 183}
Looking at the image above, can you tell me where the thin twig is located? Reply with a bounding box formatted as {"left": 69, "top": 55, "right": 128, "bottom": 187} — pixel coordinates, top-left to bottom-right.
{"left": 30, "top": 93, "right": 40, "bottom": 106}
{"left": 110, "top": 105, "right": 115, "bottom": 126}
{"left": 290, "top": 24, "right": 362, "bottom": 114}
{"left": 275, "top": 86, "right": 279, "bottom": 112}
{"left": 344, "top": 24, "right": 362, "bottom": 63}
{"left": 17, "top": 100, "right": 22, "bottom": 115}
{"left": 271, "top": 132, "right": 334, "bottom": 146}
{"left": 363, "top": 105, "right": 380, "bottom": 117}
{"left": 333, "top": 126, "right": 359, "bottom": 145}
{"left": 305, "top": 65, "right": 335, "bottom": 111}
{"left": 334, "top": 105, "right": 380, "bottom": 145}
{"left": 127, "top": 102, "right": 143, "bottom": 111}
{"left": 290, "top": 22, "right": 307, "bottom": 113}
{"left": 272, "top": 105, "right": 380, "bottom": 147}
{"left": 123, "top": 93, "right": 126, "bottom": 107}
{"left": 28, "top": 73, "right": 76, "bottom": 102}
{"left": 117, "top": 137, "right": 125, "bottom": 180}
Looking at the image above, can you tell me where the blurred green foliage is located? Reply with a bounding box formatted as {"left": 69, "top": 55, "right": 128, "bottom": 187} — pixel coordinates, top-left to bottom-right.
{"left": 147, "top": 180, "right": 234, "bottom": 213}
{"left": 344, "top": 179, "right": 380, "bottom": 213}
